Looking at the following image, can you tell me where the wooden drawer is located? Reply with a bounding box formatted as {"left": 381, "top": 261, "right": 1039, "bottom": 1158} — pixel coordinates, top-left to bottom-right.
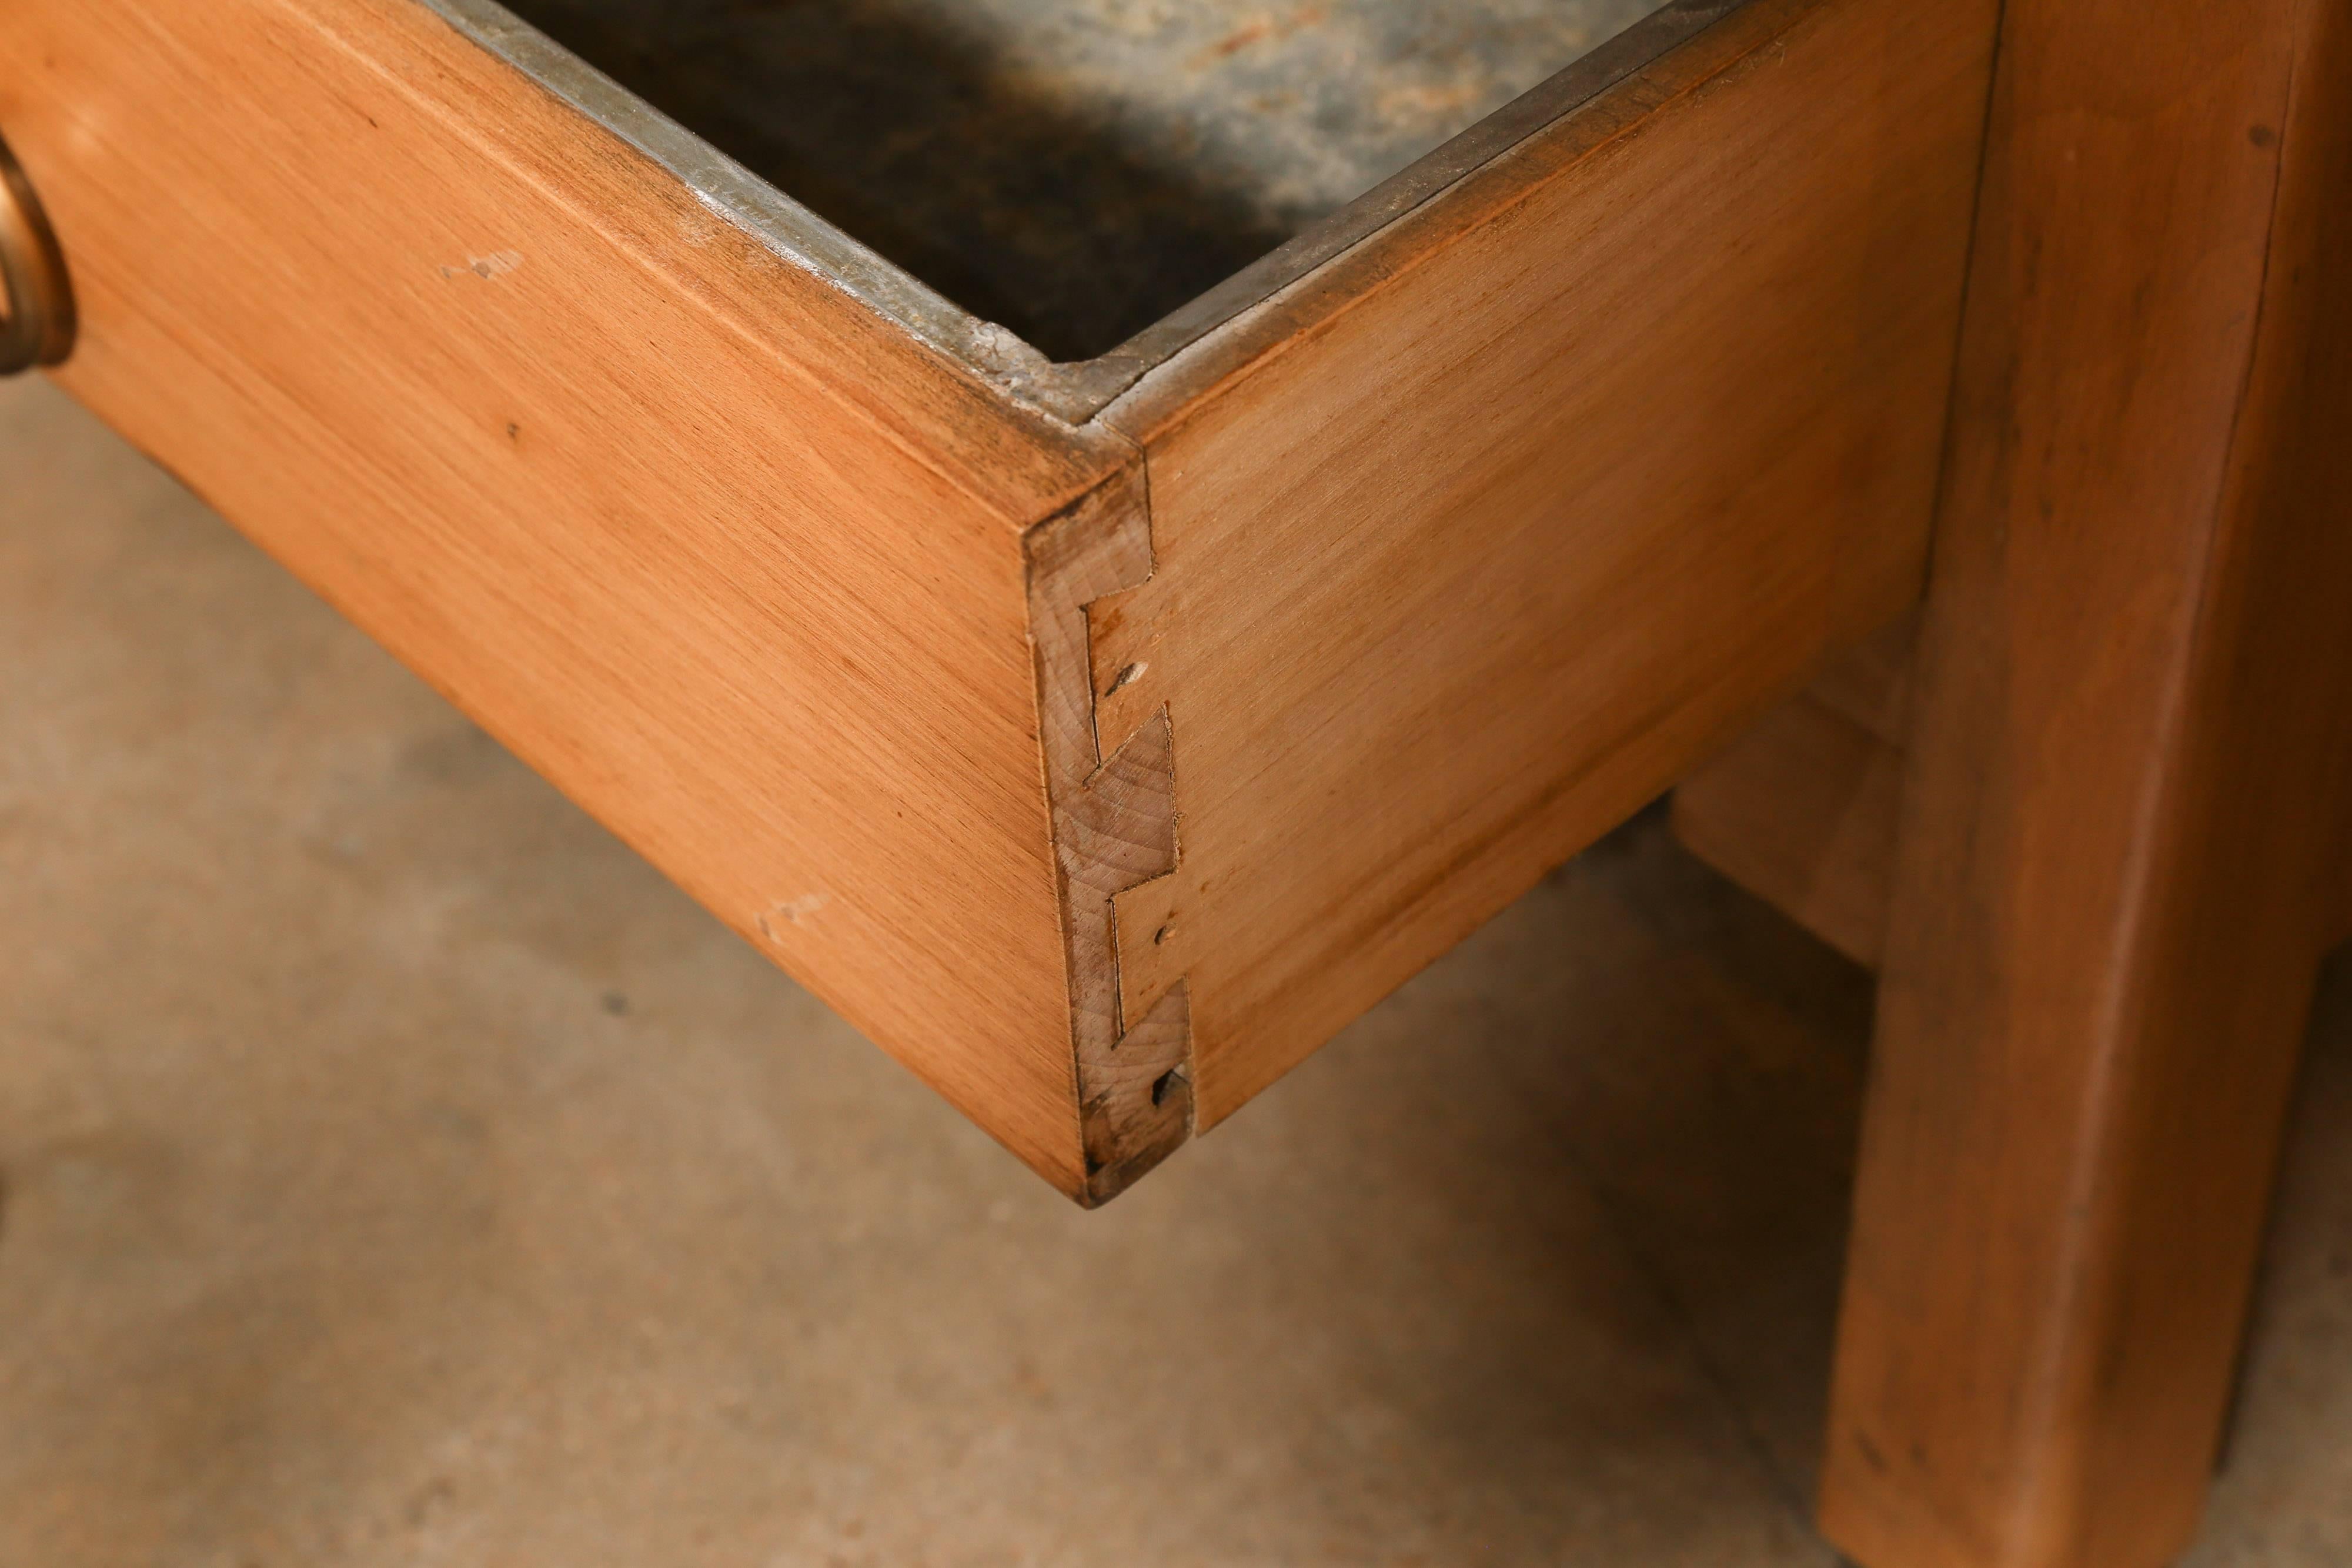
{"left": 1, "top": 0, "right": 1995, "bottom": 1201}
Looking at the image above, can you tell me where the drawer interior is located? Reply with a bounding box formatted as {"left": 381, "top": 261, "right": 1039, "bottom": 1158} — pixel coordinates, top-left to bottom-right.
{"left": 490, "top": 0, "right": 1672, "bottom": 363}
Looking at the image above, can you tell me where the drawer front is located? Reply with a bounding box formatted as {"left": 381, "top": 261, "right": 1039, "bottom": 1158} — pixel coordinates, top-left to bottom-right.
{"left": 0, "top": 0, "right": 1118, "bottom": 1191}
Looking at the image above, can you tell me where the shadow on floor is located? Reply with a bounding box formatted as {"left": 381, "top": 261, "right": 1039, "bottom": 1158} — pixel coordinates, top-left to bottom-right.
{"left": 6, "top": 373, "right": 2350, "bottom": 1565}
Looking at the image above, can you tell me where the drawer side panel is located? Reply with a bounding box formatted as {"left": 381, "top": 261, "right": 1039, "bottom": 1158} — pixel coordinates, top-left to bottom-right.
{"left": 3, "top": 0, "right": 1100, "bottom": 1188}
{"left": 1102, "top": 0, "right": 1999, "bottom": 1124}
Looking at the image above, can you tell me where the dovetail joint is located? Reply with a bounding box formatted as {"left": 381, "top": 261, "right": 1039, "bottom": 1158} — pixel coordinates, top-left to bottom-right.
{"left": 1024, "top": 464, "right": 1192, "bottom": 1206}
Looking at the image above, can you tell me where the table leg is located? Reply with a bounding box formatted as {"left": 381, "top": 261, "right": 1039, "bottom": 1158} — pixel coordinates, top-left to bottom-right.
{"left": 1818, "top": 2, "right": 2352, "bottom": 1564}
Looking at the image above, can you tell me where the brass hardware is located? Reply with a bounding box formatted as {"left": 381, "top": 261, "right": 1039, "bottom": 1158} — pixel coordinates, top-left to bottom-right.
{"left": 0, "top": 130, "right": 75, "bottom": 375}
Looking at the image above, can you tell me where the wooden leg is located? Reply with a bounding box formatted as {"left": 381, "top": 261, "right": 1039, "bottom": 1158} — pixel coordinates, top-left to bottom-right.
{"left": 1818, "top": 2, "right": 2352, "bottom": 1566}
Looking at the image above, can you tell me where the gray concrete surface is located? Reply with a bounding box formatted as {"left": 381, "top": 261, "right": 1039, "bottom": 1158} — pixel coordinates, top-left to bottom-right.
{"left": 2, "top": 371, "right": 2347, "bottom": 1564}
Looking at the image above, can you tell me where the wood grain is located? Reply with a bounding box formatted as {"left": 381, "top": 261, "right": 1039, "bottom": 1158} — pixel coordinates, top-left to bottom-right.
{"left": 6, "top": 0, "right": 2019, "bottom": 1206}
{"left": 1096, "top": 0, "right": 1997, "bottom": 1124}
{"left": 1820, "top": 0, "right": 2352, "bottom": 1562}
{"left": 1, "top": 0, "right": 1131, "bottom": 1194}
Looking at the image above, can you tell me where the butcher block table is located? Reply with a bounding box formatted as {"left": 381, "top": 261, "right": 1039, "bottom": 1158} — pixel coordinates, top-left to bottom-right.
{"left": 2, "top": 1, "right": 2345, "bottom": 1564}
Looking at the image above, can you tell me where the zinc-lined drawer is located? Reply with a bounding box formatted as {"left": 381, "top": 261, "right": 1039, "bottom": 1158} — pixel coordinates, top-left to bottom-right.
{"left": 0, "top": 0, "right": 1996, "bottom": 1201}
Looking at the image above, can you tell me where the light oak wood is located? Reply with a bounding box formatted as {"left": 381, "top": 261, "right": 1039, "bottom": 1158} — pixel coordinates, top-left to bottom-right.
{"left": 1095, "top": 0, "right": 1996, "bottom": 1123}
{"left": 9, "top": 0, "right": 2000, "bottom": 1199}
{"left": 1820, "top": 1, "right": 2352, "bottom": 1563}
{"left": 0, "top": 0, "right": 1128, "bottom": 1195}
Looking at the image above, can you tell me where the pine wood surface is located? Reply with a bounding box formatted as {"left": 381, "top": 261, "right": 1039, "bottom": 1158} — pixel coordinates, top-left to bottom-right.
{"left": 1097, "top": 0, "right": 1996, "bottom": 1124}
{"left": 0, "top": 0, "right": 1128, "bottom": 1194}
{"left": 1819, "top": 1, "right": 2352, "bottom": 1563}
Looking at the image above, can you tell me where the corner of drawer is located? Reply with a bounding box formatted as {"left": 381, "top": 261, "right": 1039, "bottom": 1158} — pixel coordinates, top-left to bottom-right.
{"left": 1022, "top": 461, "right": 1195, "bottom": 1206}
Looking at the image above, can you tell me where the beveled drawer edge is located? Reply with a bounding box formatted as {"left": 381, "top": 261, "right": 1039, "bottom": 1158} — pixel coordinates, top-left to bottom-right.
{"left": 417, "top": 0, "right": 1749, "bottom": 426}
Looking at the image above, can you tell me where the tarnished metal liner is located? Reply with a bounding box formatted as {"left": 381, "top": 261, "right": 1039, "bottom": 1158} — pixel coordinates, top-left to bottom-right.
{"left": 426, "top": 0, "right": 1710, "bottom": 414}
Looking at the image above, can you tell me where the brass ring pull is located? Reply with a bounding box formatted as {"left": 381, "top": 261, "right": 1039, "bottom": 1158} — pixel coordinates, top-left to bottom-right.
{"left": 0, "top": 130, "right": 75, "bottom": 376}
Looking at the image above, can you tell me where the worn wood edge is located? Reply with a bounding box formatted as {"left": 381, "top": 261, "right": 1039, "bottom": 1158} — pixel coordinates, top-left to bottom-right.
{"left": 1096, "top": 0, "right": 1822, "bottom": 443}
{"left": 1023, "top": 465, "right": 1195, "bottom": 1205}
{"left": 419, "top": 0, "right": 1749, "bottom": 426}
{"left": 401, "top": 0, "right": 1123, "bottom": 523}
{"left": 414, "top": 1, "right": 1050, "bottom": 386}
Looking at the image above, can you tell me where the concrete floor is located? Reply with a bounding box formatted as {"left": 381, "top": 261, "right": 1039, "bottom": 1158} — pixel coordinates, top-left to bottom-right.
{"left": 3, "top": 370, "right": 2348, "bottom": 1566}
